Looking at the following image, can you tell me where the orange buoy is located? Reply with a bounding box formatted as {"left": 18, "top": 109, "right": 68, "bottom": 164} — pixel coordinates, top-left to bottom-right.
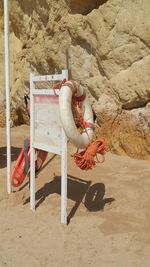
{"left": 11, "top": 137, "right": 48, "bottom": 187}
{"left": 11, "top": 137, "right": 30, "bottom": 187}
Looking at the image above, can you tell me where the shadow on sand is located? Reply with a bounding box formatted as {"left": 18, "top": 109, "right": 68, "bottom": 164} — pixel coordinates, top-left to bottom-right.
{"left": 0, "top": 146, "right": 21, "bottom": 169}
{"left": 24, "top": 175, "right": 115, "bottom": 224}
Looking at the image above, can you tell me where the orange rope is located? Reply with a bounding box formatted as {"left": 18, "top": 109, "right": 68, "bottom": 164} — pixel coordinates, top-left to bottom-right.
{"left": 53, "top": 79, "right": 67, "bottom": 90}
{"left": 73, "top": 104, "right": 94, "bottom": 129}
{"left": 73, "top": 138, "right": 108, "bottom": 170}
{"left": 59, "top": 80, "right": 92, "bottom": 129}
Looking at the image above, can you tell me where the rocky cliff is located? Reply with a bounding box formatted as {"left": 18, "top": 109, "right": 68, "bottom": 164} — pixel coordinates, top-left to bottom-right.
{"left": 0, "top": 0, "right": 150, "bottom": 160}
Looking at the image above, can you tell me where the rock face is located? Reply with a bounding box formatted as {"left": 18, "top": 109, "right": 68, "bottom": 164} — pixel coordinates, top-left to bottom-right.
{"left": 0, "top": 0, "right": 150, "bottom": 160}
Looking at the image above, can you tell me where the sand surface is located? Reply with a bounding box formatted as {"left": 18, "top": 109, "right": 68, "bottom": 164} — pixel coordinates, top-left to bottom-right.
{"left": 0, "top": 125, "right": 150, "bottom": 267}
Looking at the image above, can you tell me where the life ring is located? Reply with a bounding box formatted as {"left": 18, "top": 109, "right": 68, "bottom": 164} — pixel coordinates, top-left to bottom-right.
{"left": 59, "top": 81, "right": 94, "bottom": 149}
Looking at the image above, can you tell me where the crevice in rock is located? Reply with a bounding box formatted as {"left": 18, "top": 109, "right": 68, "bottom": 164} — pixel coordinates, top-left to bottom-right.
{"left": 110, "top": 87, "right": 122, "bottom": 102}
{"left": 65, "top": 0, "right": 109, "bottom": 15}
{"left": 129, "top": 57, "right": 144, "bottom": 69}
{"left": 72, "top": 38, "right": 93, "bottom": 55}
{"left": 95, "top": 56, "right": 109, "bottom": 78}
{"left": 105, "top": 47, "right": 149, "bottom": 76}
{"left": 71, "top": 37, "right": 108, "bottom": 78}
{"left": 16, "top": 0, "right": 49, "bottom": 17}
{"left": 125, "top": 54, "right": 149, "bottom": 71}
{"left": 122, "top": 100, "right": 150, "bottom": 111}
{"left": 12, "top": 0, "right": 49, "bottom": 28}
{"left": 88, "top": 87, "right": 99, "bottom": 101}
{"left": 131, "top": 33, "right": 150, "bottom": 49}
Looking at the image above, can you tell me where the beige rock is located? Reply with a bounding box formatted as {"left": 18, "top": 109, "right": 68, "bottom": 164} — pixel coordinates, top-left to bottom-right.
{"left": 108, "top": 55, "right": 150, "bottom": 109}
{"left": 0, "top": 0, "right": 150, "bottom": 160}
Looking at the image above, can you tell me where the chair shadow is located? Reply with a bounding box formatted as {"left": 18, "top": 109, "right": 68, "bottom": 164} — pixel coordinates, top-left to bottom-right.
{"left": 0, "top": 146, "right": 21, "bottom": 169}
{"left": 84, "top": 183, "right": 115, "bottom": 212}
{"left": 24, "top": 175, "right": 115, "bottom": 224}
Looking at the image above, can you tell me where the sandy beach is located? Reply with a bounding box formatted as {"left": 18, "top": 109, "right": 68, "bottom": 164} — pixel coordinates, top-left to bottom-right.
{"left": 0, "top": 125, "right": 150, "bottom": 267}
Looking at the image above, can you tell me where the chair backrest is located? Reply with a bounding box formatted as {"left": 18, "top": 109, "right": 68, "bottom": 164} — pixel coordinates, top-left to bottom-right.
{"left": 30, "top": 70, "right": 68, "bottom": 155}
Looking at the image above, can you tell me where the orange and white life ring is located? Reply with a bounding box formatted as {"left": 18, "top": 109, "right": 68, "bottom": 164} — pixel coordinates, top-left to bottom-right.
{"left": 59, "top": 81, "right": 94, "bottom": 149}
